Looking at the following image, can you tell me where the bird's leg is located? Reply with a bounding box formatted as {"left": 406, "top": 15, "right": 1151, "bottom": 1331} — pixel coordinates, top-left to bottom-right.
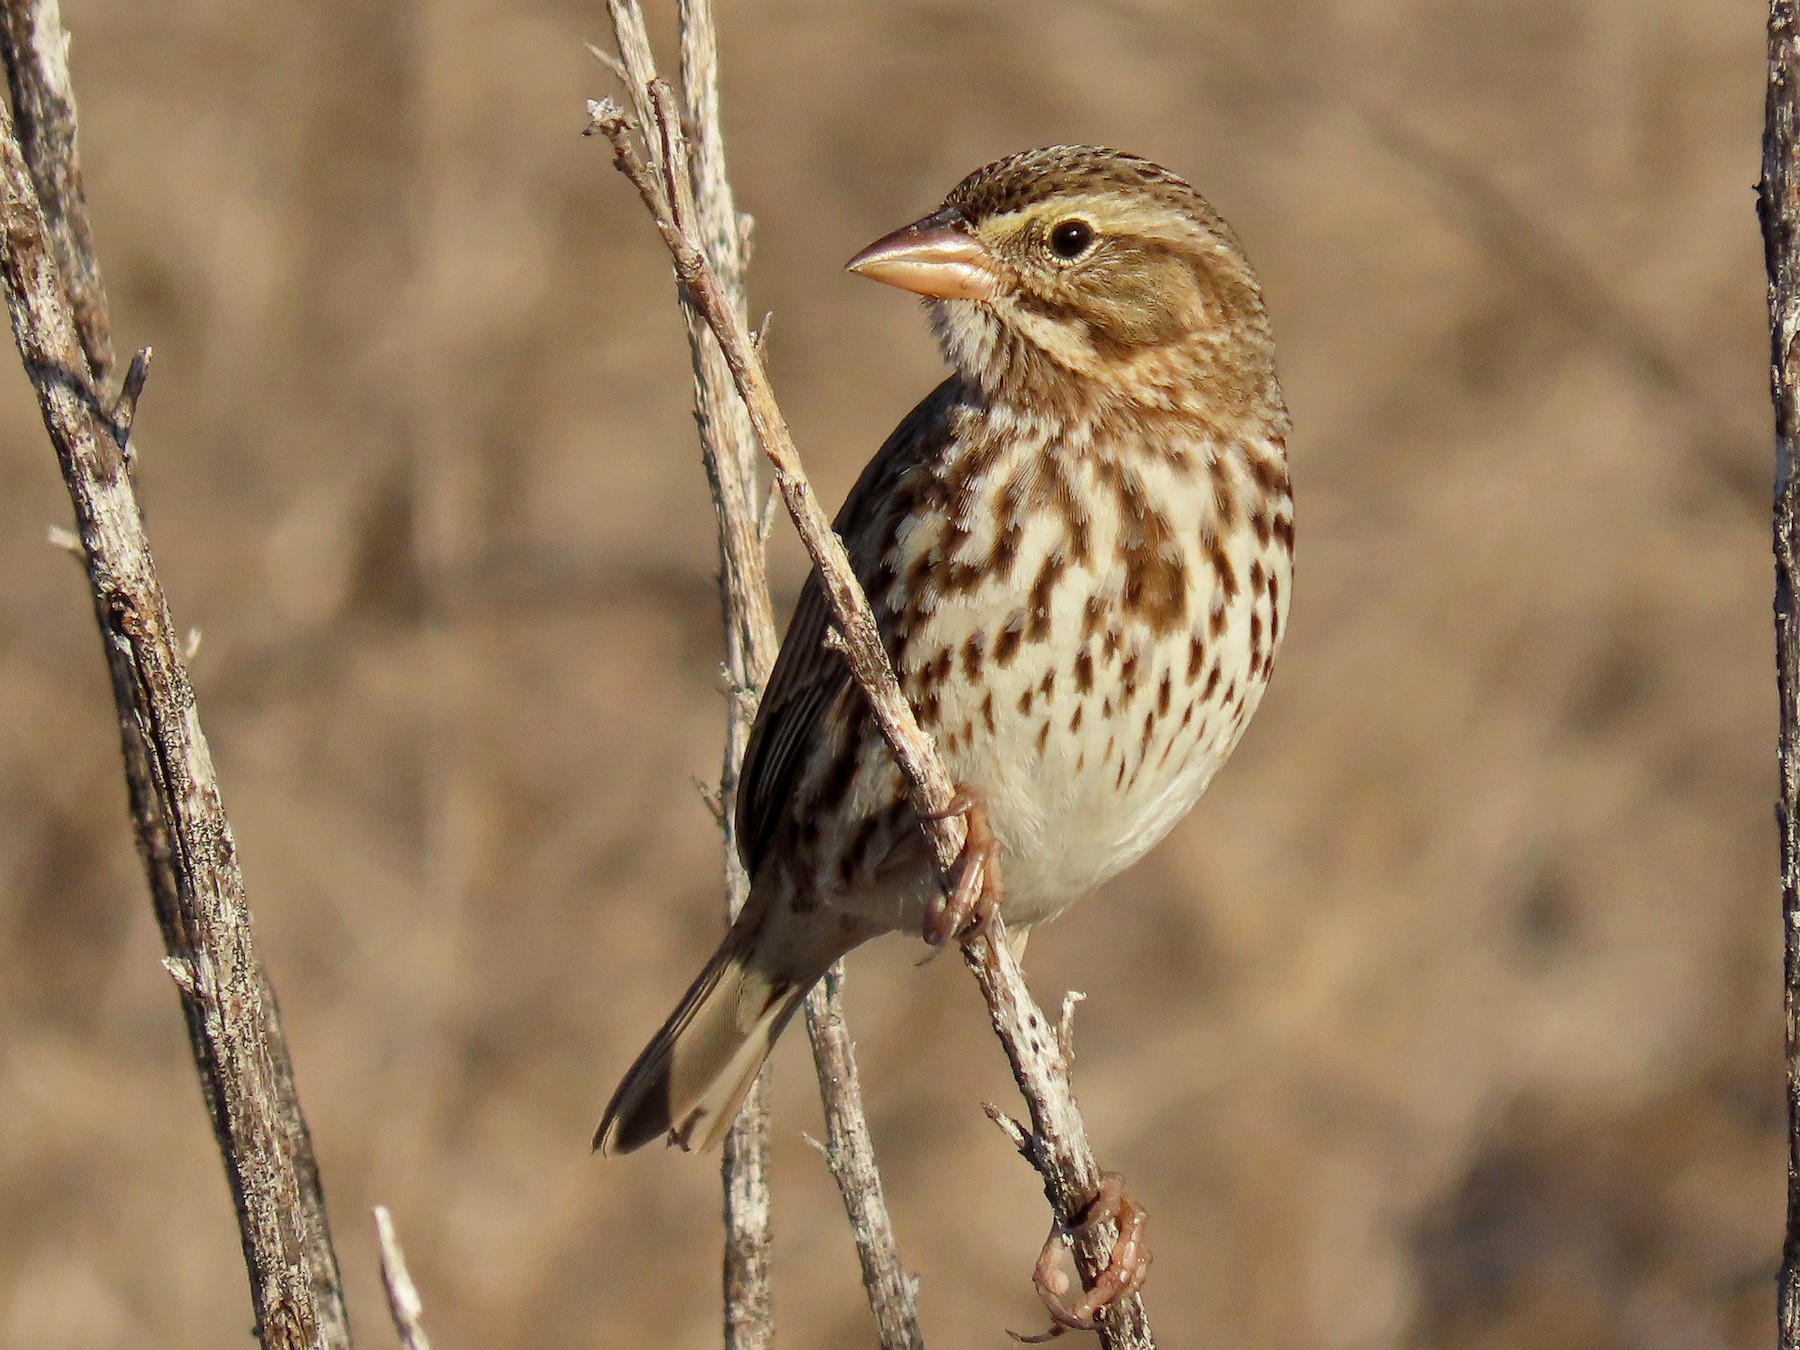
{"left": 1015, "top": 1172, "right": 1152, "bottom": 1341}
{"left": 921, "top": 784, "right": 1004, "bottom": 948}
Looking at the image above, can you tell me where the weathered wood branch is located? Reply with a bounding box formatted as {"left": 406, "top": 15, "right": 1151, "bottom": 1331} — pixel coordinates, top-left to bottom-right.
{"left": 597, "top": 6, "right": 922, "bottom": 1347}
{"left": 803, "top": 969, "right": 925, "bottom": 1350}
{"left": 600, "top": 5, "right": 776, "bottom": 1342}
{"left": 0, "top": 0, "right": 106, "bottom": 378}
{"left": 1761, "top": 5, "right": 1800, "bottom": 1346}
{"left": 586, "top": 87, "right": 1154, "bottom": 1349}
{"left": 0, "top": 4, "right": 350, "bottom": 1345}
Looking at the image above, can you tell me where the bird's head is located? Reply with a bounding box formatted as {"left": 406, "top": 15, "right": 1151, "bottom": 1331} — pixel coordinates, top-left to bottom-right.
{"left": 848, "top": 145, "right": 1281, "bottom": 426}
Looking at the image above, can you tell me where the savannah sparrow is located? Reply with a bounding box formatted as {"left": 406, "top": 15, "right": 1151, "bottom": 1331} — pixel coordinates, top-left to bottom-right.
{"left": 598, "top": 146, "right": 1292, "bottom": 1160}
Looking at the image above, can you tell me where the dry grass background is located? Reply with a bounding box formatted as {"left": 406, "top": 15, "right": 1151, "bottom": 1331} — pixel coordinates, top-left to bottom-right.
{"left": 0, "top": 0, "right": 1779, "bottom": 1346}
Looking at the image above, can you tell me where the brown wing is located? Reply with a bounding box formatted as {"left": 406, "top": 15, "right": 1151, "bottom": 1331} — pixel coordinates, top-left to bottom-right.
{"left": 735, "top": 378, "right": 964, "bottom": 876}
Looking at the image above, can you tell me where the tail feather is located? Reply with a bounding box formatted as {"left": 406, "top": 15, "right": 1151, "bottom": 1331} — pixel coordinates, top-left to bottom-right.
{"left": 595, "top": 904, "right": 840, "bottom": 1155}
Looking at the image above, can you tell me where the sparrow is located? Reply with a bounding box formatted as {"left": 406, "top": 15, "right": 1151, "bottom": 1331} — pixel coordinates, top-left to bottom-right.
{"left": 598, "top": 144, "right": 1291, "bottom": 1173}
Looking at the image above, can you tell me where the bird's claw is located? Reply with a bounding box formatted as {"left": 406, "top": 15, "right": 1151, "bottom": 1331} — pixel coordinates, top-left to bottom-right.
{"left": 921, "top": 785, "right": 1004, "bottom": 951}
{"left": 1012, "top": 1172, "right": 1152, "bottom": 1342}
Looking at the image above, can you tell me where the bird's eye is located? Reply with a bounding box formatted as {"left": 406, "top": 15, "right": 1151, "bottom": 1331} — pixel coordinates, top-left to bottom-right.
{"left": 1048, "top": 219, "right": 1094, "bottom": 260}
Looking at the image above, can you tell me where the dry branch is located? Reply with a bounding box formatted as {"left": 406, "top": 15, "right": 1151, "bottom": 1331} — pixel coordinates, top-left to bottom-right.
{"left": 374, "top": 1207, "right": 434, "bottom": 1350}
{"left": 586, "top": 86, "right": 1154, "bottom": 1350}
{"left": 1761, "top": 5, "right": 1800, "bottom": 1345}
{"left": 596, "top": 6, "right": 921, "bottom": 1348}
{"left": 0, "top": 4, "right": 349, "bottom": 1346}
{"left": 0, "top": 0, "right": 106, "bottom": 377}
{"left": 803, "top": 970, "right": 925, "bottom": 1350}
{"left": 602, "top": 4, "right": 776, "bottom": 1341}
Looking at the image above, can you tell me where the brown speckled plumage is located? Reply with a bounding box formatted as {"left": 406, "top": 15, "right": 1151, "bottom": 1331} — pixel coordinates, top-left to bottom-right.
{"left": 598, "top": 145, "right": 1293, "bottom": 1157}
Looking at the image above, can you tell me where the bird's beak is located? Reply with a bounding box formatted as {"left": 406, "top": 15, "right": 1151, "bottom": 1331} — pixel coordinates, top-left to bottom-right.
{"left": 845, "top": 207, "right": 1001, "bottom": 301}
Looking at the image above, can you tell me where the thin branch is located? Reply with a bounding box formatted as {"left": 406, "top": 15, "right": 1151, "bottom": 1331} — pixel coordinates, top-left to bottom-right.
{"left": 0, "top": 6, "right": 350, "bottom": 1346}
{"left": 1759, "top": 5, "right": 1800, "bottom": 1345}
{"left": 602, "top": 4, "right": 775, "bottom": 1343}
{"left": 586, "top": 89, "right": 1154, "bottom": 1349}
{"left": 374, "top": 1207, "right": 434, "bottom": 1350}
{"left": 0, "top": 0, "right": 106, "bottom": 380}
{"left": 586, "top": 96, "right": 964, "bottom": 853}
{"left": 803, "top": 969, "right": 924, "bottom": 1350}
{"left": 596, "top": 9, "right": 924, "bottom": 1347}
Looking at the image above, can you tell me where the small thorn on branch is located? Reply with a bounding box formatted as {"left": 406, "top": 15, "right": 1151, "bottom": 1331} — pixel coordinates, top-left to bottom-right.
{"left": 584, "top": 39, "right": 628, "bottom": 83}
{"left": 112, "top": 344, "right": 151, "bottom": 440}
{"left": 1057, "top": 990, "right": 1086, "bottom": 1061}
{"left": 374, "top": 1206, "right": 434, "bottom": 1350}
{"left": 46, "top": 523, "right": 83, "bottom": 558}
{"left": 985, "top": 1101, "right": 1031, "bottom": 1151}
{"left": 163, "top": 955, "right": 201, "bottom": 998}
{"left": 758, "top": 486, "right": 779, "bottom": 545}
{"left": 694, "top": 776, "right": 726, "bottom": 827}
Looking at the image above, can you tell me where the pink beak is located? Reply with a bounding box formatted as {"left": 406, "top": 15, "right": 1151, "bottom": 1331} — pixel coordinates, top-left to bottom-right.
{"left": 845, "top": 207, "right": 1002, "bottom": 301}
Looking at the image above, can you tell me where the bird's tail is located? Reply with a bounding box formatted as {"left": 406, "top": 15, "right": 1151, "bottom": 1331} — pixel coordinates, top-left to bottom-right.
{"left": 594, "top": 895, "right": 846, "bottom": 1155}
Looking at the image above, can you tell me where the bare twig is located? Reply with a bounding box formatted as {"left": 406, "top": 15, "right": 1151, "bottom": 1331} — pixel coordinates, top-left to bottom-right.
{"left": 374, "top": 1207, "right": 434, "bottom": 1350}
{"left": 601, "top": 4, "right": 775, "bottom": 1343}
{"left": 586, "top": 94, "right": 967, "bottom": 853}
{"left": 803, "top": 969, "right": 924, "bottom": 1350}
{"left": 596, "top": 9, "right": 923, "bottom": 1347}
{"left": 1758, "top": 6, "right": 1800, "bottom": 1344}
{"left": 587, "top": 88, "right": 1154, "bottom": 1349}
{"left": 0, "top": 6, "right": 350, "bottom": 1346}
{"left": 0, "top": 0, "right": 106, "bottom": 380}
{"left": 672, "top": 5, "right": 778, "bottom": 1338}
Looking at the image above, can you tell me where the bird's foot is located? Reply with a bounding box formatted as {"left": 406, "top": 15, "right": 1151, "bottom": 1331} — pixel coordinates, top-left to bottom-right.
{"left": 1014, "top": 1172, "right": 1152, "bottom": 1342}
{"left": 921, "top": 784, "right": 1004, "bottom": 949}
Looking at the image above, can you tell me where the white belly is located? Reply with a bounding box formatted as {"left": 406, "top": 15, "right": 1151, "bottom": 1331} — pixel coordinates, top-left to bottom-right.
{"left": 915, "top": 522, "right": 1284, "bottom": 929}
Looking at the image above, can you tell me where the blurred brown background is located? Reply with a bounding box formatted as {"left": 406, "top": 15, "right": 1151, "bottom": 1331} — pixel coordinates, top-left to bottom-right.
{"left": 0, "top": 0, "right": 1777, "bottom": 1345}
